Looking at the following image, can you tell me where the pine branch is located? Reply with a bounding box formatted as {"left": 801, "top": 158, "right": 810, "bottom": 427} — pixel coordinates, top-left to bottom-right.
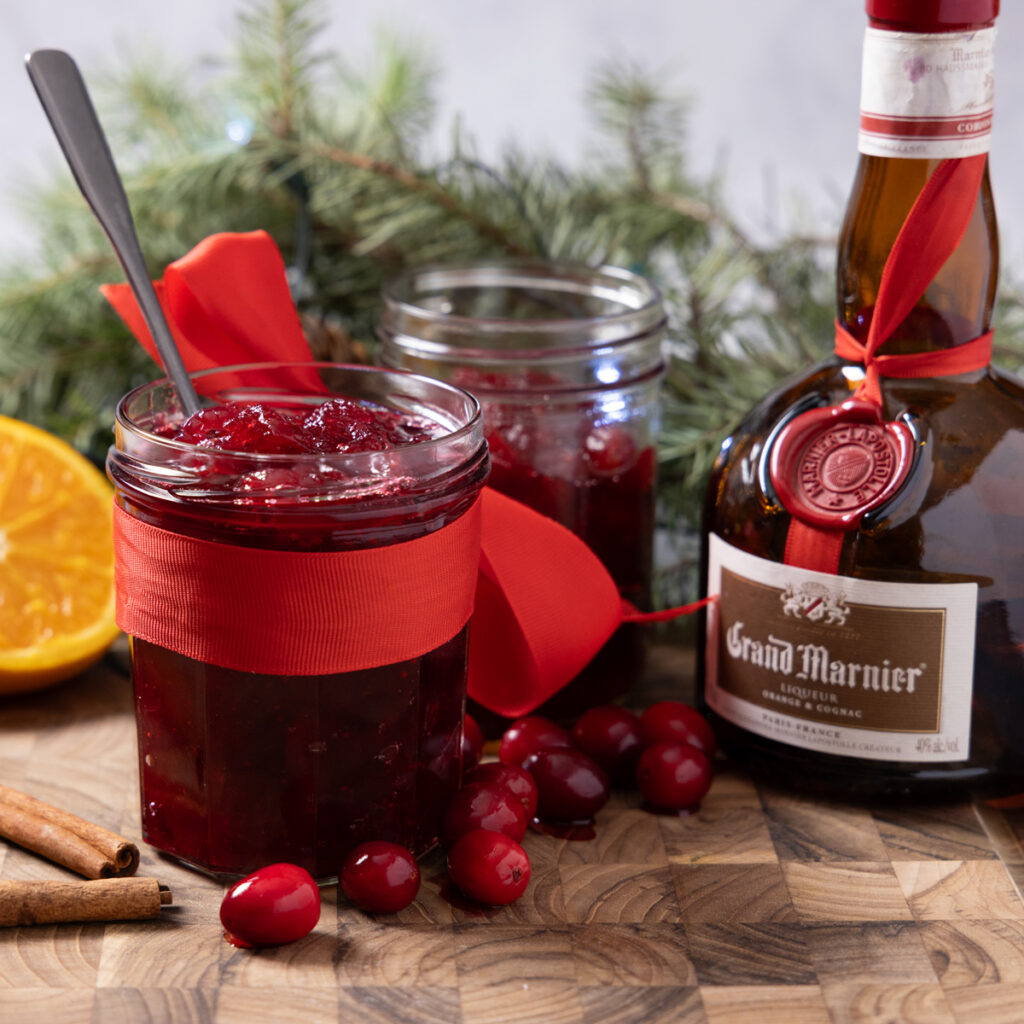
{"left": 234, "top": 0, "right": 329, "bottom": 137}
{"left": 1, "top": 0, "right": 1022, "bottom": 554}
{"left": 296, "top": 140, "right": 535, "bottom": 257}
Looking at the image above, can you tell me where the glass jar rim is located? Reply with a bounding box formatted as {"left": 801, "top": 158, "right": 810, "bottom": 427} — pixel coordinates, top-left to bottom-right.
{"left": 380, "top": 259, "right": 666, "bottom": 359}
{"left": 114, "top": 361, "right": 483, "bottom": 468}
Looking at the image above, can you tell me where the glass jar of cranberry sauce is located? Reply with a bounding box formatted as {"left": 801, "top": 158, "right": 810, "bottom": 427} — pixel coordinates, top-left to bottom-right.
{"left": 107, "top": 363, "right": 487, "bottom": 881}
{"left": 379, "top": 261, "right": 666, "bottom": 722}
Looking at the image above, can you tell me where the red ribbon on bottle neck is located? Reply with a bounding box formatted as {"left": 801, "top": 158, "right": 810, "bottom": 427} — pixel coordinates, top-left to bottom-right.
{"left": 837, "top": 154, "right": 990, "bottom": 406}
{"left": 781, "top": 153, "right": 992, "bottom": 574}
{"left": 103, "top": 231, "right": 711, "bottom": 717}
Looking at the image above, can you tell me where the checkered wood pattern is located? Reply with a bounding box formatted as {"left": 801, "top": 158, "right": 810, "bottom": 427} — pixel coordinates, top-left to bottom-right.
{"left": 3, "top": 643, "right": 1024, "bottom": 1024}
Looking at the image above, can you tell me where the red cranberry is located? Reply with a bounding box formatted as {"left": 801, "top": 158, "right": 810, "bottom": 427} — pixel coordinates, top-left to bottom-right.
{"left": 174, "top": 404, "right": 239, "bottom": 446}
{"left": 522, "top": 748, "right": 609, "bottom": 824}
{"left": 640, "top": 701, "right": 717, "bottom": 757}
{"left": 173, "top": 397, "right": 442, "bottom": 459}
{"left": 461, "top": 713, "right": 484, "bottom": 771}
{"left": 446, "top": 830, "right": 531, "bottom": 905}
{"left": 178, "top": 401, "right": 306, "bottom": 454}
{"left": 499, "top": 715, "right": 573, "bottom": 769}
{"left": 302, "top": 398, "right": 390, "bottom": 453}
{"left": 219, "top": 863, "right": 320, "bottom": 948}
{"left": 464, "top": 762, "right": 539, "bottom": 820}
{"left": 571, "top": 705, "right": 645, "bottom": 783}
{"left": 440, "top": 782, "right": 528, "bottom": 849}
{"left": 636, "top": 742, "right": 712, "bottom": 811}
{"left": 339, "top": 841, "right": 420, "bottom": 914}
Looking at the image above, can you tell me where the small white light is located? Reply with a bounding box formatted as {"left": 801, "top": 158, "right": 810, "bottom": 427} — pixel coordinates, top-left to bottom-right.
{"left": 599, "top": 397, "right": 627, "bottom": 419}
{"left": 226, "top": 118, "right": 253, "bottom": 145}
{"left": 596, "top": 363, "right": 621, "bottom": 385}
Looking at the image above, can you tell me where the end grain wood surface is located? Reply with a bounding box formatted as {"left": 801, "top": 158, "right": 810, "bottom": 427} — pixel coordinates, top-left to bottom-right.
{"left": 3, "top": 640, "right": 1024, "bottom": 1024}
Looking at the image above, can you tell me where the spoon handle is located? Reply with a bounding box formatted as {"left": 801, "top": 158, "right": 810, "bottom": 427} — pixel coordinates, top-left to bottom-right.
{"left": 25, "top": 49, "right": 200, "bottom": 415}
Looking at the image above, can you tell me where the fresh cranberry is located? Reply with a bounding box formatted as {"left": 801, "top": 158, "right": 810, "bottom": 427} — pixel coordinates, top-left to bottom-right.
{"left": 640, "top": 701, "right": 717, "bottom": 757}
{"left": 582, "top": 424, "right": 637, "bottom": 476}
{"left": 446, "top": 830, "right": 531, "bottom": 905}
{"left": 219, "top": 862, "right": 320, "bottom": 947}
{"left": 464, "top": 762, "right": 539, "bottom": 820}
{"left": 339, "top": 841, "right": 420, "bottom": 914}
{"left": 440, "top": 781, "right": 528, "bottom": 849}
{"left": 522, "top": 748, "right": 609, "bottom": 824}
{"left": 571, "top": 705, "right": 645, "bottom": 783}
{"left": 636, "top": 742, "right": 712, "bottom": 811}
{"left": 461, "top": 713, "right": 484, "bottom": 771}
{"left": 498, "top": 715, "right": 573, "bottom": 769}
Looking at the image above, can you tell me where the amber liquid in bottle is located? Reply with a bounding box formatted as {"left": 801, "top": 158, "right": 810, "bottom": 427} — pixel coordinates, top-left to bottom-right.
{"left": 698, "top": 29, "right": 1024, "bottom": 798}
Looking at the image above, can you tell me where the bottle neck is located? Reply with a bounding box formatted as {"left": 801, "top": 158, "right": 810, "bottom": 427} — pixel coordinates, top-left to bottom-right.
{"left": 837, "top": 24, "right": 998, "bottom": 352}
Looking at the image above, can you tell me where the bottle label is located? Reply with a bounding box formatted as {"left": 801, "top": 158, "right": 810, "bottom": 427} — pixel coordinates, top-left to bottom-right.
{"left": 704, "top": 534, "right": 977, "bottom": 762}
{"left": 859, "top": 27, "right": 995, "bottom": 159}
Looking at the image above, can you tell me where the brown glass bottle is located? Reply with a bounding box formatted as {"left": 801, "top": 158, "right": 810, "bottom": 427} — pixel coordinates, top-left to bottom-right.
{"left": 698, "top": 0, "right": 1024, "bottom": 798}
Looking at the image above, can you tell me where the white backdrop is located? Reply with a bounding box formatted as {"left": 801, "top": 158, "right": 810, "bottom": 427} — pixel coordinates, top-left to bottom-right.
{"left": 2, "top": 0, "right": 1024, "bottom": 264}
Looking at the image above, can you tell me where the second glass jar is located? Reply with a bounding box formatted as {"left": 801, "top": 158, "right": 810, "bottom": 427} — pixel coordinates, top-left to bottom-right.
{"left": 379, "top": 260, "right": 666, "bottom": 722}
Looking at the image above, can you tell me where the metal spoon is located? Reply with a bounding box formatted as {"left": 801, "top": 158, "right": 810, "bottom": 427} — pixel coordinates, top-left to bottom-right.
{"left": 25, "top": 48, "right": 201, "bottom": 416}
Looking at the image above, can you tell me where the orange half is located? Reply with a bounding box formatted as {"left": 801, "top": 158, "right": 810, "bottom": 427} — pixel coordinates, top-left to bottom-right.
{"left": 0, "top": 415, "right": 119, "bottom": 694}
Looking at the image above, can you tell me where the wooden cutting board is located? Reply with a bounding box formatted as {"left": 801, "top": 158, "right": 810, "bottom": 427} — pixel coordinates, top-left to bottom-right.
{"left": 2, "top": 640, "right": 1024, "bottom": 1024}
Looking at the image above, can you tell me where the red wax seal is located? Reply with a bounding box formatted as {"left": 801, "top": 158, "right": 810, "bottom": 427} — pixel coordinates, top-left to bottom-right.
{"left": 768, "top": 399, "right": 914, "bottom": 530}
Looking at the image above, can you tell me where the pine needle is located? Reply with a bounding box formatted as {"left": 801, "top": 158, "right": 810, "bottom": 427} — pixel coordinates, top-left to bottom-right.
{"left": 2, "top": 0, "right": 1023, "bottom": 564}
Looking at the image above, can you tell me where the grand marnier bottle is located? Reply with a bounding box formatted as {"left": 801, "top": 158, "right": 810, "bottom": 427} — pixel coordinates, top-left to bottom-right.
{"left": 699, "top": 0, "right": 1024, "bottom": 797}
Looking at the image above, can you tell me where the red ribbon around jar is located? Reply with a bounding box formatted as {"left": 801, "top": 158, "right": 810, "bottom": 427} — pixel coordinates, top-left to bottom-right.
{"left": 103, "top": 232, "right": 709, "bottom": 718}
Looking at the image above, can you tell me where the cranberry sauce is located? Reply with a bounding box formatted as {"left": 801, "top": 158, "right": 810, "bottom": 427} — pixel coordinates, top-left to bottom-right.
{"left": 379, "top": 261, "right": 666, "bottom": 726}
{"left": 172, "top": 397, "right": 438, "bottom": 455}
{"left": 132, "top": 629, "right": 466, "bottom": 879}
{"left": 476, "top": 399, "right": 656, "bottom": 725}
{"left": 110, "top": 366, "right": 486, "bottom": 881}
{"left": 485, "top": 412, "right": 655, "bottom": 607}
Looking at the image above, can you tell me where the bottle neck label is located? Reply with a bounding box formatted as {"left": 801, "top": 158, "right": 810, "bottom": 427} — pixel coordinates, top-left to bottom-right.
{"left": 704, "top": 534, "right": 977, "bottom": 763}
{"left": 859, "top": 27, "right": 995, "bottom": 158}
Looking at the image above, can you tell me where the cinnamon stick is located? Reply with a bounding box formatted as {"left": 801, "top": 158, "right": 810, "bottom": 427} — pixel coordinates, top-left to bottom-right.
{"left": 0, "top": 785, "right": 139, "bottom": 879}
{"left": 0, "top": 877, "right": 171, "bottom": 926}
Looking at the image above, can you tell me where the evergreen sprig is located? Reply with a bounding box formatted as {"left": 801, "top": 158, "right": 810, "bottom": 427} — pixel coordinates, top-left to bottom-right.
{"left": 2, "top": 0, "right": 1023, "bottom": 551}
